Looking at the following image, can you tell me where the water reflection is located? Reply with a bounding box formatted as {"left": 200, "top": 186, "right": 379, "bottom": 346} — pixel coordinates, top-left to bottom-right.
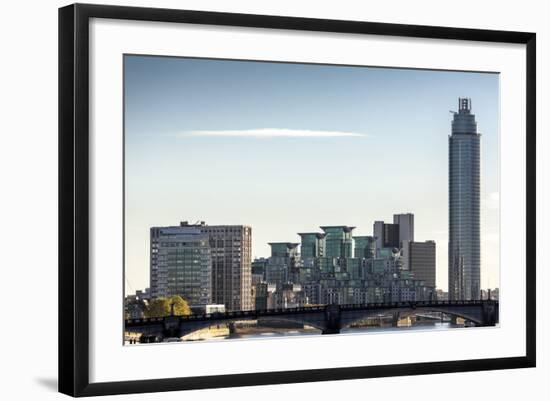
{"left": 125, "top": 318, "right": 473, "bottom": 344}
{"left": 225, "top": 322, "right": 459, "bottom": 340}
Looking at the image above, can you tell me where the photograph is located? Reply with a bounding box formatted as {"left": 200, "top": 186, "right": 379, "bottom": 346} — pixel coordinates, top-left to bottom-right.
{"left": 123, "top": 55, "right": 500, "bottom": 344}
{"left": 0, "top": 0, "right": 541, "bottom": 398}
{"left": 53, "top": 2, "right": 536, "bottom": 397}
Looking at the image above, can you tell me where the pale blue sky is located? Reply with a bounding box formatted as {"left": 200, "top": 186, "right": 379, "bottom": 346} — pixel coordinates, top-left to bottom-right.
{"left": 124, "top": 55, "right": 500, "bottom": 294}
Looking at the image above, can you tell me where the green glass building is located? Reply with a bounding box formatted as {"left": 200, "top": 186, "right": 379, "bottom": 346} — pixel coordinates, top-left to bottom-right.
{"left": 266, "top": 242, "right": 299, "bottom": 285}
{"left": 298, "top": 232, "right": 326, "bottom": 258}
{"left": 320, "top": 226, "right": 355, "bottom": 258}
{"left": 353, "top": 236, "right": 376, "bottom": 259}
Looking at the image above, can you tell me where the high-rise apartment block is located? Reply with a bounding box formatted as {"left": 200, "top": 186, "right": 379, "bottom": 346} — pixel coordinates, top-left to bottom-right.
{"left": 353, "top": 236, "right": 376, "bottom": 259}
{"left": 321, "top": 226, "right": 355, "bottom": 258}
{"left": 150, "top": 222, "right": 252, "bottom": 311}
{"left": 197, "top": 223, "right": 253, "bottom": 311}
{"left": 448, "top": 98, "right": 481, "bottom": 300}
{"left": 265, "top": 242, "right": 299, "bottom": 286}
{"left": 298, "top": 232, "right": 326, "bottom": 259}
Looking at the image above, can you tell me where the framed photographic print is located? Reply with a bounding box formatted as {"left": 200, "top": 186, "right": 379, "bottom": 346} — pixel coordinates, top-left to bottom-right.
{"left": 58, "top": 3, "right": 536, "bottom": 397}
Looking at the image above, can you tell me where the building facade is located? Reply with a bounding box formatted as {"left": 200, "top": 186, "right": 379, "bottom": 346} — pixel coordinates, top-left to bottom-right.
{"left": 393, "top": 213, "right": 414, "bottom": 246}
{"left": 149, "top": 225, "right": 212, "bottom": 305}
{"left": 265, "top": 242, "right": 300, "bottom": 286}
{"left": 197, "top": 222, "right": 253, "bottom": 311}
{"left": 150, "top": 222, "right": 253, "bottom": 311}
{"left": 251, "top": 257, "right": 268, "bottom": 285}
{"left": 373, "top": 221, "right": 400, "bottom": 251}
{"left": 353, "top": 236, "right": 376, "bottom": 259}
{"left": 408, "top": 240, "right": 436, "bottom": 289}
{"left": 298, "top": 232, "right": 326, "bottom": 259}
{"left": 448, "top": 98, "right": 481, "bottom": 300}
{"left": 254, "top": 282, "right": 277, "bottom": 310}
{"left": 321, "top": 226, "right": 355, "bottom": 258}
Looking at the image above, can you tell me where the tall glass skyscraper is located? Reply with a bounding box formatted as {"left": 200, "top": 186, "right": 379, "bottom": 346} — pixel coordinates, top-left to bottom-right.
{"left": 448, "top": 98, "right": 481, "bottom": 300}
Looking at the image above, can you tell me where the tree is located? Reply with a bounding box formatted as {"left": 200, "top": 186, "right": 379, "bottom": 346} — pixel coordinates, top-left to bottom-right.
{"left": 145, "top": 295, "right": 192, "bottom": 318}
{"left": 168, "top": 295, "right": 192, "bottom": 316}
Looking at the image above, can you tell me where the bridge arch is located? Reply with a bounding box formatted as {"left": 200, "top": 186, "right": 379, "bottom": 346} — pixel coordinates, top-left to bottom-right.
{"left": 411, "top": 307, "right": 483, "bottom": 325}
{"left": 340, "top": 306, "right": 484, "bottom": 329}
{"left": 256, "top": 316, "right": 325, "bottom": 332}
{"left": 175, "top": 314, "right": 327, "bottom": 337}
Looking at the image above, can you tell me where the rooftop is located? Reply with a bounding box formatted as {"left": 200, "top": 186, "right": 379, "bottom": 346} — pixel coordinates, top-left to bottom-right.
{"left": 297, "top": 232, "right": 327, "bottom": 238}
{"left": 320, "top": 226, "right": 356, "bottom": 233}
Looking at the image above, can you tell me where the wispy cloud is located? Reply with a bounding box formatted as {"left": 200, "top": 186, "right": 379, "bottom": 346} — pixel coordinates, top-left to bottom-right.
{"left": 183, "top": 128, "right": 367, "bottom": 138}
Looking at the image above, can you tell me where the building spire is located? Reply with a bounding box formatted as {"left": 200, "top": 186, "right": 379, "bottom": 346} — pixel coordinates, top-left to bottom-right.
{"left": 452, "top": 97, "right": 477, "bottom": 134}
{"left": 458, "top": 98, "right": 471, "bottom": 113}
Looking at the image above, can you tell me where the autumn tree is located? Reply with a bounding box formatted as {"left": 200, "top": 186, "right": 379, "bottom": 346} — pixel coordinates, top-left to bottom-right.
{"left": 145, "top": 295, "right": 192, "bottom": 318}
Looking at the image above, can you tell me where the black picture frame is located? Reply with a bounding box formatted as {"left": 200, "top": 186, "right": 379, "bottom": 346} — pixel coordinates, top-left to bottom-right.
{"left": 58, "top": 3, "right": 536, "bottom": 397}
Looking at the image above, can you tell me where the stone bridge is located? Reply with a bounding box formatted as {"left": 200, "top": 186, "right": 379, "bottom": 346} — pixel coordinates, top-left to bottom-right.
{"left": 125, "top": 300, "right": 499, "bottom": 339}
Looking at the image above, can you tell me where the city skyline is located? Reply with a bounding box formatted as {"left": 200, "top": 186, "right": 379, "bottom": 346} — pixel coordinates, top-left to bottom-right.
{"left": 124, "top": 55, "right": 500, "bottom": 294}
{"left": 144, "top": 215, "right": 438, "bottom": 313}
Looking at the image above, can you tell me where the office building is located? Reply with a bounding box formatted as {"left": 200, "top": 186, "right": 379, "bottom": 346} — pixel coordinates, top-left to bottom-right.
{"left": 409, "top": 240, "right": 436, "bottom": 288}
{"left": 196, "top": 222, "right": 253, "bottom": 311}
{"left": 448, "top": 98, "right": 481, "bottom": 300}
{"left": 373, "top": 221, "right": 400, "bottom": 251}
{"left": 393, "top": 213, "right": 414, "bottom": 246}
{"left": 149, "top": 225, "right": 212, "bottom": 305}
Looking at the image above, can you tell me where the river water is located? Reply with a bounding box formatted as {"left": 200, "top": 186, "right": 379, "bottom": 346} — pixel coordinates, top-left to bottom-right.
{"left": 221, "top": 321, "right": 462, "bottom": 341}
{"left": 126, "top": 321, "right": 468, "bottom": 344}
